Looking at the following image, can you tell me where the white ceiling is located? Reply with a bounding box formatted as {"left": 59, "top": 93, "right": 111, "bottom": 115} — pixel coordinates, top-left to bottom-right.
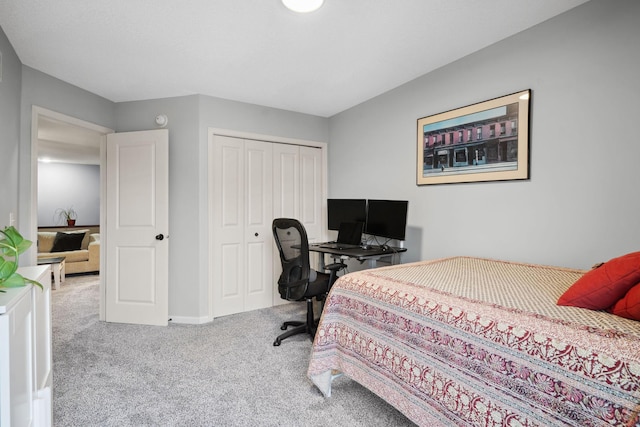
{"left": 1, "top": 0, "right": 589, "bottom": 119}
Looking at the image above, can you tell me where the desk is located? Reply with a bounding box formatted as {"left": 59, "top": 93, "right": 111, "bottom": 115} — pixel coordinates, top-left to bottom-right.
{"left": 309, "top": 244, "right": 406, "bottom": 269}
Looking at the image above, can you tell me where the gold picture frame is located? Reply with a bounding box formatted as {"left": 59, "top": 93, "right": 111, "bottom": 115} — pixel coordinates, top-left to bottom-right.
{"left": 417, "top": 89, "right": 530, "bottom": 185}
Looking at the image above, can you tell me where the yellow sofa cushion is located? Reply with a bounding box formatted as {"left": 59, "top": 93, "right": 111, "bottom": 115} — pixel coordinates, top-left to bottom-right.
{"left": 39, "top": 250, "right": 89, "bottom": 263}
{"left": 37, "top": 232, "right": 57, "bottom": 253}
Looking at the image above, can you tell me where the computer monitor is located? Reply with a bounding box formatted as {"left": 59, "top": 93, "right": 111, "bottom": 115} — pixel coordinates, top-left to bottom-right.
{"left": 327, "top": 199, "right": 367, "bottom": 231}
{"left": 365, "top": 199, "right": 409, "bottom": 241}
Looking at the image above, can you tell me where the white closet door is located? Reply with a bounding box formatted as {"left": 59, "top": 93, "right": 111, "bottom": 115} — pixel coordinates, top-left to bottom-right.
{"left": 273, "top": 144, "right": 300, "bottom": 219}
{"left": 211, "top": 136, "right": 273, "bottom": 317}
{"left": 272, "top": 144, "right": 300, "bottom": 306}
{"left": 299, "top": 146, "right": 323, "bottom": 243}
{"left": 210, "top": 132, "right": 325, "bottom": 318}
{"left": 212, "top": 135, "right": 245, "bottom": 317}
{"left": 273, "top": 144, "right": 322, "bottom": 239}
{"left": 271, "top": 144, "right": 324, "bottom": 305}
{"left": 243, "top": 140, "right": 273, "bottom": 312}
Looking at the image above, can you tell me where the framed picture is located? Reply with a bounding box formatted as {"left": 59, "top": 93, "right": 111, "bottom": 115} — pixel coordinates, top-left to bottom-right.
{"left": 416, "top": 89, "right": 530, "bottom": 185}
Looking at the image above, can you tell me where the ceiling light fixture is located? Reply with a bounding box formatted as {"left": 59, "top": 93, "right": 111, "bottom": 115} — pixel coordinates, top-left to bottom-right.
{"left": 282, "top": 0, "right": 324, "bottom": 13}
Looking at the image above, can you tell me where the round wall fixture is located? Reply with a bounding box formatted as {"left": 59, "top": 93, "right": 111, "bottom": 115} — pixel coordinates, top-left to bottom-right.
{"left": 155, "top": 114, "right": 168, "bottom": 128}
{"left": 282, "top": 0, "right": 324, "bottom": 13}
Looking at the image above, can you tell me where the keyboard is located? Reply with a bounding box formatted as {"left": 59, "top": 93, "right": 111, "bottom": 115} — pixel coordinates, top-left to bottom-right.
{"left": 318, "top": 243, "right": 361, "bottom": 250}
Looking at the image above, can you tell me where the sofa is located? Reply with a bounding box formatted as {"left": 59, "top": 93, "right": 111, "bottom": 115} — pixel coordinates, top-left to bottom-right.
{"left": 37, "top": 227, "right": 100, "bottom": 274}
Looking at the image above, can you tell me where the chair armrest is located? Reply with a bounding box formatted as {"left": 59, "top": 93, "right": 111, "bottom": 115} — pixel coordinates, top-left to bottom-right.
{"left": 324, "top": 262, "right": 346, "bottom": 272}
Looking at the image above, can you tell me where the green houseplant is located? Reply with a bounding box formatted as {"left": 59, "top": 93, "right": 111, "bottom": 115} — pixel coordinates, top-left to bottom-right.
{"left": 0, "top": 226, "right": 43, "bottom": 292}
{"left": 55, "top": 206, "right": 78, "bottom": 226}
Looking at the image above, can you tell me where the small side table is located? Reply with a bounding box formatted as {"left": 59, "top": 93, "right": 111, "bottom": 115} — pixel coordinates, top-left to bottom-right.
{"left": 37, "top": 257, "right": 66, "bottom": 290}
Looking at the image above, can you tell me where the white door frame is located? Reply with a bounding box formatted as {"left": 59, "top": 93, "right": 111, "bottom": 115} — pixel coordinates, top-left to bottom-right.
{"left": 30, "top": 106, "right": 114, "bottom": 320}
{"left": 207, "top": 127, "right": 328, "bottom": 321}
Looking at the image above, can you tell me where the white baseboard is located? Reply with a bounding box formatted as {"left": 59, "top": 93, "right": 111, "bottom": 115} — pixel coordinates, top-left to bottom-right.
{"left": 34, "top": 386, "right": 52, "bottom": 427}
{"left": 169, "top": 315, "right": 211, "bottom": 325}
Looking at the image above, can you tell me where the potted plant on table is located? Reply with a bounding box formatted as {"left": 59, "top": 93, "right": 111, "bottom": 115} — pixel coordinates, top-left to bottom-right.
{"left": 55, "top": 206, "right": 78, "bottom": 226}
{"left": 0, "top": 226, "right": 42, "bottom": 292}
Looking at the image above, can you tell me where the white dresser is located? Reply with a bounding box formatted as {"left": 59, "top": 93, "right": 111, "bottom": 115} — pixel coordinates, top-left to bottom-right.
{"left": 0, "top": 266, "right": 52, "bottom": 427}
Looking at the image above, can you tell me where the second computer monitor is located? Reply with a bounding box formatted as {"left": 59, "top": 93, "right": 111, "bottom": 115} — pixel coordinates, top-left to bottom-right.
{"left": 365, "top": 199, "right": 409, "bottom": 241}
{"left": 327, "top": 199, "right": 367, "bottom": 231}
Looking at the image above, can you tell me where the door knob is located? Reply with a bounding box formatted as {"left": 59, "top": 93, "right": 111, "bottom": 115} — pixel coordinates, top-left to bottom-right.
{"left": 155, "top": 234, "right": 164, "bottom": 240}
{"left": 255, "top": 233, "right": 259, "bottom": 237}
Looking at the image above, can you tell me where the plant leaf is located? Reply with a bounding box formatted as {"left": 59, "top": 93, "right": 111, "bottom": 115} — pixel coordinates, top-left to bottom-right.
{"left": 0, "top": 239, "right": 15, "bottom": 257}
{"left": 0, "top": 226, "right": 40, "bottom": 291}
{"left": 0, "top": 227, "right": 19, "bottom": 257}
{"left": 14, "top": 239, "right": 32, "bottom": 255}
{"left": 0, "top": 272, "right": 27, "bottom": 288}
{"left": 1, "top": 226, "right": 21, "bottom": 240}
{"left": 0, "top": 258, "right": 18, "bottom": 280}
{"left": 1, "top": 226, "right": 32, "bottom": 256}
{"left": 24, "top": 277, "right": 44, "bottom": 290}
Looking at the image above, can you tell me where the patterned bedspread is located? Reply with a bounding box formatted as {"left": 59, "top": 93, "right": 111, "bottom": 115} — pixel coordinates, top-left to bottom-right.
{"left": 307, "top": 257, "right": 640, "bottom": 427}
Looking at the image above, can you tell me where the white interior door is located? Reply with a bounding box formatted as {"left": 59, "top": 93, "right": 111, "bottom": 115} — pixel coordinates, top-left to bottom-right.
{"left": 105, "top": 129, "right": 169, "bottom": 326}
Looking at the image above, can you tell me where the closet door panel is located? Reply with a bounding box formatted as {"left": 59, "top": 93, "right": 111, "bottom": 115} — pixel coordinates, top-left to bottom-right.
{"left": 220, "top": 144, "right": 243, "bottom": 229}
{"left": 221, "top": 244, "right": 242, "bottom": 298}
{"left": 272, "top": 144, "right": 299, "bottom": 219}
{"left": 212, "top": 136, "right": 245, "bottom": 317}
{"left": 244, "top": 140, "right": 273, "bottom": 311}
{"left": 299, "top": 146, "right": 323, "bottom": 243}
{"left": 272, "top": 144, "right": 299, "bottom": 306}
{"left": 246, "top": 240, "right": 269, "bottom": 312}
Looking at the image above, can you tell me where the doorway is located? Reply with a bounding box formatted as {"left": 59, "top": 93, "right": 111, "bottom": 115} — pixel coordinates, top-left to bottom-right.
{"left": 30, "top": 106, "right": 113, "bottom": 319}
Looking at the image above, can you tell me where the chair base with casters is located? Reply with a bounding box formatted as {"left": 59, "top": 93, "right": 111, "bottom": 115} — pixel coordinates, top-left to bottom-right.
{"left": 273, "top": 263, "right": 344, "bottom": 346}
{"left": 273, "top": 297, "right": 319, "bottom": 347}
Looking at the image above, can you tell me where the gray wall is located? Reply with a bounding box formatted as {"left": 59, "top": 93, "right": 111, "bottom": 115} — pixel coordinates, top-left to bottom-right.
{"left": 37, "top": 162, "right": 100, "bottom": 226}
{"left": 327, "top": 0, "right": 640, "bottom": 270}
{"left": 0, "top": 26, "right": 22, "bottom": 230}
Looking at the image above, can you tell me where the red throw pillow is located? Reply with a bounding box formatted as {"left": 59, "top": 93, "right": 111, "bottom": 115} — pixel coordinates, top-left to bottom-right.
{"left": 610, "top": 283, "right": 640, "bottom": 321}
{"left": 557, "top": 251, "right": 640, "bottom": 309}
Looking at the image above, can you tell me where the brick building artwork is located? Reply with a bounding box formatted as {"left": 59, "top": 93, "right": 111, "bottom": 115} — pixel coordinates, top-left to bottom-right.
{"left": 422, "top": 102, "right": 519, "bottom": 175}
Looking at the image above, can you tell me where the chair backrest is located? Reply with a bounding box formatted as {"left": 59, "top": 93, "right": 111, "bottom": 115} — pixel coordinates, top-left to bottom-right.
{"left": 272, "top": 218, "right": 311, "bottom": 301}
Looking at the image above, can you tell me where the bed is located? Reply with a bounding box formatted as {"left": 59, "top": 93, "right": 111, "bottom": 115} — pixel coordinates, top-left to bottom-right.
{"left": 307, "top": 257, "right": 640, "bottom": 426}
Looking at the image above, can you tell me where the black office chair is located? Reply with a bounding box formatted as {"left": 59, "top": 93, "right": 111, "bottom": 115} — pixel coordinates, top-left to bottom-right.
{"left": 272, "top": 218, "right": 345, "bottom": 346}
